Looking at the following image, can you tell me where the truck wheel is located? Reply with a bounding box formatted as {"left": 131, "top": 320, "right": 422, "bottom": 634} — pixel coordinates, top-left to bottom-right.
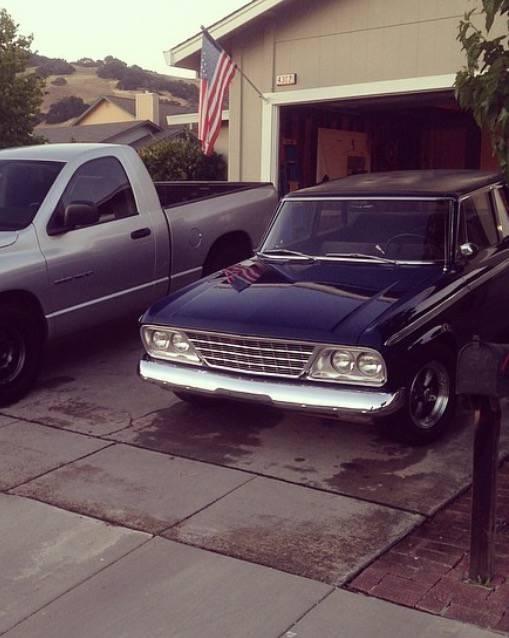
{"left": 0, "top": 305, "right": 43, "bottom": 406}
{"left": 378, "top": 347, "right": 456, "bottom": 445}
{"left": 202, "top": 235, "right": 252, "bottom": 276}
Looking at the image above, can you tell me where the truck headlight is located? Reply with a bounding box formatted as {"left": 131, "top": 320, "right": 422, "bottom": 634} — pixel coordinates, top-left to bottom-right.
{"left": 308, "top": 347, "right": 386, "bottom": 386}
{"left": 141, "top": 326, "right": 201, "bottom": 365}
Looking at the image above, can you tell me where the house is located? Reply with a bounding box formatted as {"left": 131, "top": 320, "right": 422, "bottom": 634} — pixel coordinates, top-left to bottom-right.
{"left": 38, "top": 93, "right": 192, "bottom": 150}
{"left": 73, "top": 93, "right": 191, "bottom": 128}
{"left": 165, "top": 0, "right": 502, "bottom": 192}
{"left": 36, "top": 120, "right": 184, "bottom": 149}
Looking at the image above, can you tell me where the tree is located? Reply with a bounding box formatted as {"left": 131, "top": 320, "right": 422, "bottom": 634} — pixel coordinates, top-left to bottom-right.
{"left": 139, "top": 132, "right": 226, "bottom": 181}
{"left": 36, "top": 58, "right": 75, "bottom": 77}
{"left": 44, "top": 96, "right": 89, "bottom": 124}
{"left": 0, "top": 9, "right": 44, "bottom": 148}
{"left": 455, "top": 1, "right": 509, "bottom": 180}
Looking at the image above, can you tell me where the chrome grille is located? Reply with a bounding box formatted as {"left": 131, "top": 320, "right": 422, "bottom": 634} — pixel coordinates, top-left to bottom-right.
{"left": 185, "top": 331, "right": 315, "bottom": 378}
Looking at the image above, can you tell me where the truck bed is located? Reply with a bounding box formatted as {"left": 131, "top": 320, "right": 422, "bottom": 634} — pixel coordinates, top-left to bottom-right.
{"left": 155, "top": 181, "right": 273, "bottom": 208}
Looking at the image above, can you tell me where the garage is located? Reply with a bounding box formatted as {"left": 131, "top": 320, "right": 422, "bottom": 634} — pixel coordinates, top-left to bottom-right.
{"left": 278, "top": 90, "right": 495, "bottom": 194}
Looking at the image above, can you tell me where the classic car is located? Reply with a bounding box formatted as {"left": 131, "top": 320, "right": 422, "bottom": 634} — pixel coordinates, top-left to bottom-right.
{"left": 138, "top": 170, "right": 509, "bottom": 444}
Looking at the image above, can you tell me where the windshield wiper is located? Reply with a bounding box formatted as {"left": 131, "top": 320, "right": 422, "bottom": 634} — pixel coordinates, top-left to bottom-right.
{"left": 324, "top": 252, "right": 397, "bottom": 264}
{"left": 257, "top": 248, "right": 316, "bottom": 262}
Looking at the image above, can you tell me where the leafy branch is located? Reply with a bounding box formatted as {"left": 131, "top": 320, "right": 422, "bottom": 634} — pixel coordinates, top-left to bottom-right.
{"left": 455, "top": 1, "right": 509, "bottom": 180}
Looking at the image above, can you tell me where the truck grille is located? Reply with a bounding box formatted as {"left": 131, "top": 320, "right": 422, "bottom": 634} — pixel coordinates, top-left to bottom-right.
{"left": 185, "top": 331, "right": 316, "bottom": 378}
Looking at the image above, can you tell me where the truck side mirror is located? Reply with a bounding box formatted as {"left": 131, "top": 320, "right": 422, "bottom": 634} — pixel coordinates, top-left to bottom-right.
{"left": 457, "top": 337, "right": 509, "bottom": 398}
{"left": 64, "top": 202, "right": 100, "bottom": 229}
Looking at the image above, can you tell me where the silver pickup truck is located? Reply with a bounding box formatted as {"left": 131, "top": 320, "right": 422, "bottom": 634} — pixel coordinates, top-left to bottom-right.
{"left": 0, "top": 143, "right": 277, "bottom": 405}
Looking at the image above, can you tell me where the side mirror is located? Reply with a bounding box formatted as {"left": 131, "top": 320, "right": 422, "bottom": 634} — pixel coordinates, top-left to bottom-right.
{"left": 63, "top": 202, "right": 99, "bottom": 229}
{"left": 459, "top": 242, "right": 479, "bottom": 259}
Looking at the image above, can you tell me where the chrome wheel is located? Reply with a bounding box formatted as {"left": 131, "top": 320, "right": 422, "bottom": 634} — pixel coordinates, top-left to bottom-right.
{"left": 0, "top": 327, "right": 26, "bottom": 385}
{"left": 409, "top": 360, "right": 450, "bottom": 430}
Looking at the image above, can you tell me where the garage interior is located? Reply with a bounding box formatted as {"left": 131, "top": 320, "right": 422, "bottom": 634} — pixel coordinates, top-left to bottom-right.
{"left": 278, "top": 90, "right": 498, "bottom": 195}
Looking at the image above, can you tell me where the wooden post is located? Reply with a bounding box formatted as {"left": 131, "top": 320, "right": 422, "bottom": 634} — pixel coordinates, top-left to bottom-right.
{"left": 469, "top": 395, "right": 501, "bottom": 583}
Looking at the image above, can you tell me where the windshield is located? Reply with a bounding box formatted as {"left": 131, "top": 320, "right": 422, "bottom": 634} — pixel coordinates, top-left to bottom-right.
{"left": 260, "top": 198, "right": 451, "bottom": 263}
{"left": 0, "top": 160, "right": 63, "bottom": 230}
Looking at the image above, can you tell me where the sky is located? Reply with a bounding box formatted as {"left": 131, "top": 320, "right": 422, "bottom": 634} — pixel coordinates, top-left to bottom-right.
{"left": 2, "top": 0, "right": 246, "bottom": 76}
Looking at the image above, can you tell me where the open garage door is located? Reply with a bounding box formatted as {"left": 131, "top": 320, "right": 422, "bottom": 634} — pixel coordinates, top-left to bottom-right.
{"left": 278, "top": 91, "right": 497, "bottom": 195}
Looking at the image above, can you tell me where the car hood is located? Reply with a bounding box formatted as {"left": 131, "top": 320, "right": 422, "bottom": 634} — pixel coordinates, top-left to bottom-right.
{"left": 0, "top": 231, "right": 19, "bottom": 249}
{"left": 144, "top": 258, "right": 447, "bottom": 346}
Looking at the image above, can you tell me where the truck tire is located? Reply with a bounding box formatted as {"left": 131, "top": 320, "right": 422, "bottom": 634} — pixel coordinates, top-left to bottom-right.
{"left": 0, "top": 305, "right": 43, "bottom": 406}
{"left": 202, "top": 235, "right": 252, "bottom": 276}
{"left": 378, "top": 346, "right": 456, "bottom": 445}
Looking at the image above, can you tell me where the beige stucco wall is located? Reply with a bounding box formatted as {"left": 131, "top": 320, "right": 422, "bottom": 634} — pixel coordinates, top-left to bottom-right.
{"left": 227, "top": 0, "right": 481, "bottom": 181}
{"left": 79, "top": 101, "right": 134, "bottom": 125}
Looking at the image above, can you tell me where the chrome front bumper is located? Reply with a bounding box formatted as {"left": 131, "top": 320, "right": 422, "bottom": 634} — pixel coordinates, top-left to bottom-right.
{"left": 138, "top": 358, "right": 405, "bottom": 418}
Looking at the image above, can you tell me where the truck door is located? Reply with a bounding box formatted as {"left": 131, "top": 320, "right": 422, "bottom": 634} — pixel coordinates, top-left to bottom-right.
{"left": 38, "top": 156, "right": 158, "bottom": 334}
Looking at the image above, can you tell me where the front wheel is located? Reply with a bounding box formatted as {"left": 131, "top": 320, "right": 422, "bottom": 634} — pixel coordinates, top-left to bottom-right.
{"left": 379, "top": 348, "right": 456, "bottom": 445}
{"left": 0, "top": 305, "right": 43, "bottom": 406}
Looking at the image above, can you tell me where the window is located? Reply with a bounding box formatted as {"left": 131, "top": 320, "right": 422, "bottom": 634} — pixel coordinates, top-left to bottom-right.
{"left": 50, "top": 157, "right": 137, "bottom": 231}
{"left": 460, "top": 192, "right": 498, "bottom": 249}
{"left": 262, "top": 199, "right": 449, "bottom": 261}
{"left": 0, "top": 160, "right": 62, "bottom": 231}
{"left": 493, "top": 186, "right": 509, "bottom": 238}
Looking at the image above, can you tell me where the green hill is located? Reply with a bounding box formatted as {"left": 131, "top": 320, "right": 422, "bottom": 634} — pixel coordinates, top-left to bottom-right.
{"left": 29, "top": 54, "right": 198, "bottom": 126}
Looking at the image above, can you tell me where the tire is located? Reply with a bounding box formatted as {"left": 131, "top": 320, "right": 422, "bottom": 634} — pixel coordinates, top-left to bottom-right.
{"left": 379, "top": 346, "right": 456, "bottom": 445}
{"left": 202, "top": 236, "right": 252, "bottom": 276}
{"left": 0, "top": 305, "right": 44, "bottom": 406}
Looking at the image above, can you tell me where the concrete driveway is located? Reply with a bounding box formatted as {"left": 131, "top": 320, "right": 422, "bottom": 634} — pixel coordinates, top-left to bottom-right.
{"left": 0, "top": 320, "right": 505, "bottom": 637}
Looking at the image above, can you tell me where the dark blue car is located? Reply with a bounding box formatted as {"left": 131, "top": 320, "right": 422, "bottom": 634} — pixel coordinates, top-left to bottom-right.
{"left": 139, "top": 170, "right": 509, "bottom": 444}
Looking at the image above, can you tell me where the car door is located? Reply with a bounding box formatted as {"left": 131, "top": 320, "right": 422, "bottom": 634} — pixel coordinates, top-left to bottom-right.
{"left": 38, "top": 156, "right": 157, "bottom": 334}
{"left": 458, "top": 187, "right": 509, "bottom": 342}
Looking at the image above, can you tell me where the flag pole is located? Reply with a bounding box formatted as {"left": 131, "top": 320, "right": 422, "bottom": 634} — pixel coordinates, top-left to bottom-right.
{"left": 200, "top": 26, "right": 268, "bottom": 103}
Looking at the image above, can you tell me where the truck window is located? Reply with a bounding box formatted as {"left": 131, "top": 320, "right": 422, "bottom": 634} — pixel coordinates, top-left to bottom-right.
{"left": 50, "top": 157, "right": 137, "bottom": 231}
{"left": 0, "top": 160, "right": 63, "bottom": 231}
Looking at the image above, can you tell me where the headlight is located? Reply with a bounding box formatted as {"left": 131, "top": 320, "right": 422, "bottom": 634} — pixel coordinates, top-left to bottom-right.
{"left": 357, "top": 352, "right": 384, "bottom": 377}
{"left": 331, "top": 350, "right": 355, "bottom": 373}
{"left": 141, "top": 326, "right": 201, "bottom": 365}
{"left": 308, "top": 346, "right": 386, "bottom": 386}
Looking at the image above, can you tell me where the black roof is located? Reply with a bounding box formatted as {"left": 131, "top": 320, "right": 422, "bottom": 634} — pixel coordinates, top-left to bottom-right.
{"left": 286, "top": 170, "right": 504, "bottom": 199}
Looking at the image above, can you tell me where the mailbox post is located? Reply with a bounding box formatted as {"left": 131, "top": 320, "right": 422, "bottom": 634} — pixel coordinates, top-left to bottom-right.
{"left": 457, "top": 337, "right": 508, "bottom": 584}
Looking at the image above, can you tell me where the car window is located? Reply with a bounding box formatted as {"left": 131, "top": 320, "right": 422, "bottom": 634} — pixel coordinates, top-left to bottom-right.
{"left": 263, "top": 199, "right": 449, "bottom": 262}
{"left": 460, "top": 191, "right": 498, "bottom": 249}
{"left": 493, "top": 186, "right": 509, "bottom": 238}
{"left": 50, "top": 157, "right": 137, "bottom": 231}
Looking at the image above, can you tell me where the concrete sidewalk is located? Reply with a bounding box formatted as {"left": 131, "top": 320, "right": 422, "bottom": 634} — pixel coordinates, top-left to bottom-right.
{"left": 0, "top": 494, "right": 500, "bottom": 638}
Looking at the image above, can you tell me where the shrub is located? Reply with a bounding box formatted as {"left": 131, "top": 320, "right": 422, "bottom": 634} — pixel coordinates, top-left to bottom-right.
{"left": 139, "top": 132, "right": 226, "bottom": 181}
{"left": 44, "top": 96, "right": 88, "bottom": 124}
{"left": 95, "top": 56, "right": 198, "bottom": 103}
{"left": 97, "top": 56, "right": 127, "bottom": 79}
{"left": 73, "top": 57, "right": 97, "bottom": 68}
{"left": 36, "top": 58, "right": 75, "bottom": 77}
{"left": 51, "top": 76, "right": 67, "bottom": 86}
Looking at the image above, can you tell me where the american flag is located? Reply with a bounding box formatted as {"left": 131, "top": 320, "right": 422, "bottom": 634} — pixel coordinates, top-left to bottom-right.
{"left": 223, "top": 262, "right": 266, "bottom": 292}
{"left": 198, "top": 31, "right": 236, "bottom": 156}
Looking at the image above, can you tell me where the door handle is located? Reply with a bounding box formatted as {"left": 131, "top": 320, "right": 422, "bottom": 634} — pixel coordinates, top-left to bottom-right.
{"left": 131, "top": 228, "right": 151, "bottom": 239}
